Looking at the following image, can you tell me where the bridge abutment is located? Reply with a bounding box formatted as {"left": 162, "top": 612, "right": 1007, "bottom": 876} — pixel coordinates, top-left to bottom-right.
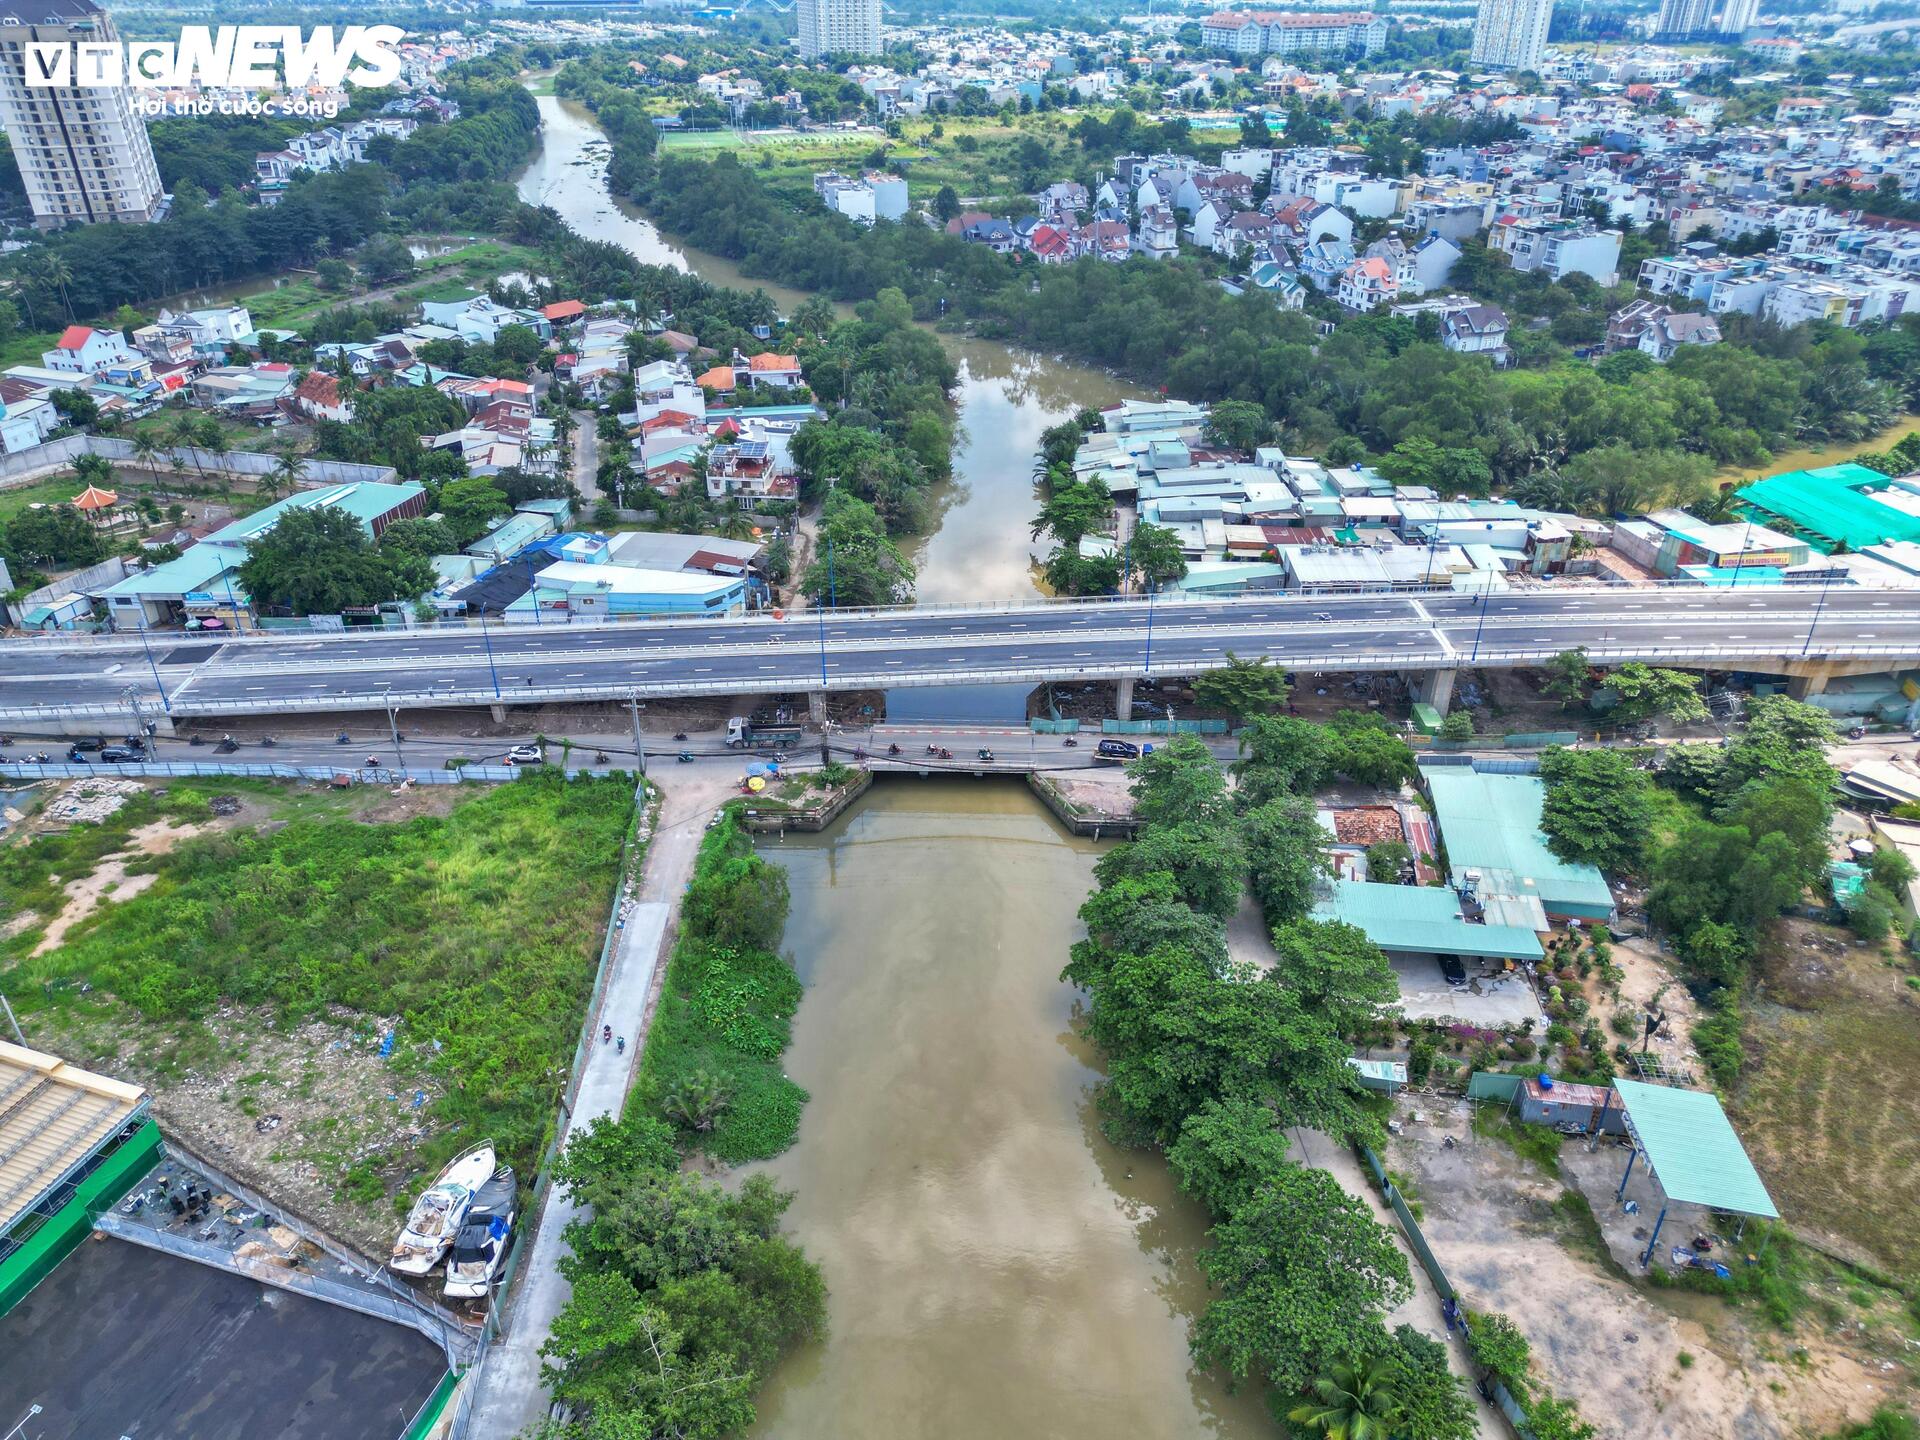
{"left": 1409, "top": 667, "right": 1457, "bottom": 714}
{"left": 490, "top": 705, "right": 508, "bottom": 724}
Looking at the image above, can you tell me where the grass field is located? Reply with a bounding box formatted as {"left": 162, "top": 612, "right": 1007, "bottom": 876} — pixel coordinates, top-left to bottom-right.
{"left": 1732, "top": 918, "right": 1920, "bottom": 1279}
{"left": 2, "top": 774, "right": 638, "bottom": 1219}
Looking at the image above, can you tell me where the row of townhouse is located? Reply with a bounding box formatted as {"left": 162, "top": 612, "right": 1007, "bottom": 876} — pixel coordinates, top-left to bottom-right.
{"left": 1198, "top": 10, "right": 1387, "bottom": 58}
{"left": 813, "top": 170, "right": 910, "bottom": 225}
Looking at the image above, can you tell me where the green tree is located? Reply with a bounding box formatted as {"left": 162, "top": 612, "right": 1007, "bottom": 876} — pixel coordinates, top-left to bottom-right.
{"left": 379, "top": 516, "right": 461, "bottom": 559}
{"left": 1268, "top": 919, "right": 1398, "bottom": 1036}
{"left": 1287, "top": 1354, "right": 1404, "bottom": 1440}
{"left": 1538, "top": 747, "right": 1655, "bottom": 875}
{"left": 438, "top": 476, "right": 512, "bottom": 547}
{"left": 1382, "top": 1325, "right": 1478, "bottom": 1440}
{"left": 1166, "top": 1097, "right": 1294, "bottom": 1214}
{"left": 1375, "top": 436, "right": 1494, "bottom": 497}
{"left": 1042, "top": 546, "right": 1122, "bottom": 596}
{"left": 1327, "top": 713, "right": 1417, "bottom": 788}
{"left": 1204, "top": 398, "right": 1272, "bottom": 452}
{"left": 1193, "top": 651, "right": 1289, "bottom": 719}
{"left": 1526, "top": 1396, "right": 1599, "bottom": 1440}
{"left": 1127, "top": 736, "right": 1236, "bottom": 829}
{"left": 1031, "top": 477, "right": 1114, "bottom": 545}
{"left": 804, "top": 489, "right": 915, "bottom": 607}
{"left": 5, "top": 504, "right": 104, "bottom": 568}
{"left": 1439, "top": 710, "right": 1474, "bottom": 741}
{"left": 1243, "top": 796, "right": 1332, "bottom": 927}
{"left": 1125, "top": 520, "right": 1188, "bottom": 588}
{"left": 1463, "top": 1310, "right": 1532, "bottom": 1402}
{"left": 1365, "top": 839, "right": 1413, "bottom": 883}
{"left": 1094, "top": 820, "right": 1247, "bottom": 920}
{"left": 1234, "top": 715, "right": 1336, "bottom": 803}
{"left": 933, "top": 184, "right": 960, "bottom": 222}
{"left": 1543, "top": 648, "right": 1591, "bottom": 708}
{"left": 1604, "top": 662, "right": 1707, "bottom": 726}
{"left": 1192, "top": 1163, "right": 1413, "bottom": 1396}
{"left": 236, "top": 504, "right": 433, "bottom": 615}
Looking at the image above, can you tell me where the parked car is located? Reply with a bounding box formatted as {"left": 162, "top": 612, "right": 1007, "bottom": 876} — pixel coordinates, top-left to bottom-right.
{"left": 1438, "top": 955, "right": 1467, "bottom": 985}
{"left": 100, "top": 746, "right": 144, "bottom": 763}
{"left": 505, "top": 744, "right": 545, "bottom": 765}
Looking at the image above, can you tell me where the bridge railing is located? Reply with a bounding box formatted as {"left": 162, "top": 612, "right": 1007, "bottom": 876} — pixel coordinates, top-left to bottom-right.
{"left": 4, "top": 635, "right": 1919, "bottom": 723}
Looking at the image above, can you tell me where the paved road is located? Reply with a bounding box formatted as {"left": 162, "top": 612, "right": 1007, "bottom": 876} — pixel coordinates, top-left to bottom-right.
{"left": 4, "top": 586, "right": 1918, "bottom": 719}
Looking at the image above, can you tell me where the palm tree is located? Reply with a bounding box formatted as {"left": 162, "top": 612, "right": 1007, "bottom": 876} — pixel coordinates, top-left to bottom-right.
{"left": 661, "top": 1071, "right": 732, "bottom": 1133}
{"left": 168, "top": 412, "right": 207, "bottom": 483}
{"left": 37, "top": 252, "right": 75, "bottom": 323}
{"left": 130, "top": 431, "right": 163, "bottom": 486}
{"left": 718, "top": 510, "right": 757, "bottom": 542}
{"left": 193, "top": 419, "right": 229, "bottom": 488}
{"left": 1286, "top": 1357, "right": 1403, "bottom": 1440}
{"left": 266, "top": 442, "right": 306, "bottom": 501}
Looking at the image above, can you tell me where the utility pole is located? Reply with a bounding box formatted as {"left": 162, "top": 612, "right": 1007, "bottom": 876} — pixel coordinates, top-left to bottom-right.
{"left": 0, "top": 995, "right": 24, "bottom": 1046}
{"left": 386, "top": 702, "right": 404, "bottom": 772}
{"left": 628, "top": 694, "right": 647, "bottom": 776}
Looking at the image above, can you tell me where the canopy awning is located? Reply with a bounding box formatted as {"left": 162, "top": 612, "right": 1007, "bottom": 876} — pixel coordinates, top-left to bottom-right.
{"left": 1612, "top": 1078, "right": 1778, "bottom": 1219}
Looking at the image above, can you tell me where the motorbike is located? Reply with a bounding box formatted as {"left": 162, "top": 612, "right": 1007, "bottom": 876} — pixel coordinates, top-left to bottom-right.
{"left": 925, "top": 743, "right": 941, "bottom": 756}
{"left": 1062, "top": 738, "right": 1078, "bottom": 748}
{"left": 676, "top": 751, "right": 695, "bottom": 763}
{"left": 602, "top": 1025, "right": 612, "bottom": 1044}
{"left": 673, "top": 732, "right": 688, "bottom": 741}
{"left": 0, "top": 735, "right": 11, "bottom": 746}
{"left": 935, "top": 747, "right": 953, "bottom": 759}
{"left": 188, "top": 734, "right": 205, "bottom": 746}
{"left": 364, "top": 756, "right": 381, "bottom": 768}
{"left": 887, "top": 743, "right": 901, "bottom": 755}
{"left": 595, "top": 751, "right": 611, "bottom": 764}
{"left": 67, "top": 749, "right": 89, "bottom": 763}
{"left": 615, "top": 1036, "right": 625, "bottom": 1054}
{"left": 977, "top": 749, "right": 995, "bottom": 762}
{"left": 260, "top": 736, "right": 276, "bottom": 748}
{"left": 336, "top": 732, "right": 351, "bottom": 745}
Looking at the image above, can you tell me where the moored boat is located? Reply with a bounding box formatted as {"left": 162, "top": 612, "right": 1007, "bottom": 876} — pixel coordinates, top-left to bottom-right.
{"left": 389, "top": 1141, "right": 495, "bottom": 1276}
{"left": 444, "top": 1166, "right": 517, "bottom": 1300}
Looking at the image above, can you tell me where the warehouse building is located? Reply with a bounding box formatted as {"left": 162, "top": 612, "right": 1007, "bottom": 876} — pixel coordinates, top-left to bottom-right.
{"left": 1423, "top": 760, "right": 1617, "bottom": 921}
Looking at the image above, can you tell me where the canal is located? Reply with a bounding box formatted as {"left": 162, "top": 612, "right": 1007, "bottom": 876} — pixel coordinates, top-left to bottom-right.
{"left": 748, "top": 780, "right": 1273, "bottom": 1440}
{"left": 523, "top": 96, "right": 1269, "bottom": 1438}
{"left": 514, "top": 95, "right": 1143, "bottom": 612}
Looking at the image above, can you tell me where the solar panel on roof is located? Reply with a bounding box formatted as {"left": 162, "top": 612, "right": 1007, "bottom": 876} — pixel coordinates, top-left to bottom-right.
{"left": 736, "top": 440, "right": 769, "bottom": 460}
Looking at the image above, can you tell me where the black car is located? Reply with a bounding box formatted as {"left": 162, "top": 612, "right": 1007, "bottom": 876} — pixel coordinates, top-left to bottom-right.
{"left": 1438, "top": 955, "right": 1467, "bottom": 985}
{"left": 1095, "top": 739, "right": 1140, "bottom": 759}
{"left": 69, "top": 737, "right": 105, "bottom": 752}
{"left": 100, "top": 745, "right": 144, "bottom": 763}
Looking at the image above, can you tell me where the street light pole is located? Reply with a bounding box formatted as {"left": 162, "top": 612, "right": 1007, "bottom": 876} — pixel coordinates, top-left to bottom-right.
{"left": 135, "top": 613, "right": 171, "bottom": 713}
{"left": 1144, "top": 583, "right": 1156, "bottom": 679}
{"left": 478, "top": 611, "right": 502, "bottom": 698}
{"left": 1800, "top": 553, "right": 1840, "bottom": 658}
{"left": 1469, "top": 580, "right": 1492, "bottom": 664}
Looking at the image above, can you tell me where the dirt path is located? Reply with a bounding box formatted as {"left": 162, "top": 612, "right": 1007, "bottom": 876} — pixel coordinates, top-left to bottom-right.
{"left": 31, "top": 816, "right": 201, "bottom": 956}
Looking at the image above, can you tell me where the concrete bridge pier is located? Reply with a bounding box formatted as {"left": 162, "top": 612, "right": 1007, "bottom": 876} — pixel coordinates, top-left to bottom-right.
{"left": 1786, "top": 672, "right": 1829, "bottom": 700}
{"left": 1409, "top": 667, "right": 1458, "bottom": 715}
{"left": 1115, "top": 678, "right": 1135, "bottom": 721}
{"left": 808, "top": 690, "right": 828, "bottom": 726}
{"left": 490, "top": 704, "right": 508, "bottom": 724}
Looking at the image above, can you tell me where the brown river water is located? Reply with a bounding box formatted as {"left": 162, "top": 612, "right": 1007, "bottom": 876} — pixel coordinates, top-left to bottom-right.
{"left": 744, "top": 782, "right": 1272, "bottom": 1440}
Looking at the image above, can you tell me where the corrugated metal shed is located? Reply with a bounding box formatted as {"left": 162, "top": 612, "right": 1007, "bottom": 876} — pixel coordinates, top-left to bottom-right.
{"left": 1613, "top": 1078, "right": 1778, "bottom": 1219}
{"left": 0, "top": 1041, "right": 148, "bottom": 1236}
{"left": 1735, "top": 463, "right": 1920, "bottom": 554}
{"left": 1312, "top": 879, "right": 1544, "bottom": 961}
{"left": 1425, "top": 765, "right": 1615, "bottom": 919}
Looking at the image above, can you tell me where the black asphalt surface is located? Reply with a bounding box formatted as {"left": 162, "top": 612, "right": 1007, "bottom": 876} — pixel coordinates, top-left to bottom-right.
{"left": 0, "top": 1236, "right": 447, "bottom": 1440}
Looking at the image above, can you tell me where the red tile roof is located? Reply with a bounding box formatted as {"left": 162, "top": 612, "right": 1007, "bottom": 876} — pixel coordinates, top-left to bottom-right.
{"left": 56, "top": 325, "right": 94, "bottom": 351}
{"left": 748, "top": 352, "right": 799, "bottom": 372}
{"left": 542, "top": 300, "right": 587, "bottom": 321}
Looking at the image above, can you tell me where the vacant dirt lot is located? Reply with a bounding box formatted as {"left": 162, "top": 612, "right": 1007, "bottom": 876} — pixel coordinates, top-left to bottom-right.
{"left": 1387, "top": 1102, "right": 1907, "bottom": 1440}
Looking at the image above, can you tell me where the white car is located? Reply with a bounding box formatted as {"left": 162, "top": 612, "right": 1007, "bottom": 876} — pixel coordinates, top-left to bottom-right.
{"left": 505, "top": 745, "right": 545, "bottom": 765}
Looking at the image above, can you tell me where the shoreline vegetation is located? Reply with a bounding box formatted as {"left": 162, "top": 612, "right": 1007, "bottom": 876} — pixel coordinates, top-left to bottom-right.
{"left": 535, "top": 805, "right": 823, "bottom": 1440}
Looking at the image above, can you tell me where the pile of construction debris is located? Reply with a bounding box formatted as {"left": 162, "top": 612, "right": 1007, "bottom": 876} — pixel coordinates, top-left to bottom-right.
{"left": 48, "top": 777, "right": 146, "bottom": 825}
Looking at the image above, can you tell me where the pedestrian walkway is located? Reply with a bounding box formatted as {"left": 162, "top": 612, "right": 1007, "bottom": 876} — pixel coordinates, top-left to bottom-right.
{"left": 465, "top": 771, "right": 734, "bottom": 1437}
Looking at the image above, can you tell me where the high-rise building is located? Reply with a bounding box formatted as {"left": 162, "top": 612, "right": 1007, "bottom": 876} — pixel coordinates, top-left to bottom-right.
{"left": 0, "top": 0, "right": 163, "bottom": 228}
{"left": 1469, "top": 0, "right": 1554, "bottom": 70}
{"left": 1653, "top": 0, "right": 1713, "bottom": 34}
{"left": 796, "top": 0, "right": 881, "bottom": 60}
{"left": 1717, "top": 0, "right": 1759, "bottom": 35}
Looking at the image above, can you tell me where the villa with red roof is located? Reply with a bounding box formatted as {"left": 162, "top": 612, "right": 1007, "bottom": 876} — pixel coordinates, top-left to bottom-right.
{"left": 42, "top": 325, "right": 145, "bottom": 380}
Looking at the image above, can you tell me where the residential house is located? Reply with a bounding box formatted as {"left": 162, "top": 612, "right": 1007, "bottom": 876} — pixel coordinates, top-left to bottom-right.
{"left": 42, "top": 326, "right": 150, "bottom": 385}
{"left": 292, "top": 370, "right": 352, "bottom": 424}
{"left": 1337, "top": 256, "right": 1400, "bottom": 311}
{"left": 1075, "top": 218, "right": 1133, "bottom": 262}
{"left": 1135, "top": 206, "right": 1181, "bottom": 259}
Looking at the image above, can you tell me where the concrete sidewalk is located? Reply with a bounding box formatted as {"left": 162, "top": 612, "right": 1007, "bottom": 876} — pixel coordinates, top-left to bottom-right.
{"left": 465, "top": 772, "right": 732, "bottom": 1438}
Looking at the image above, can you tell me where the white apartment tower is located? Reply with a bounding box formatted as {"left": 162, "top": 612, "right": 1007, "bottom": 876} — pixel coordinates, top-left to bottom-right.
{"left": 1470, "top": 0, "right": 1554, "bottom": 70}
{"left": 0, "top": 0, "right": 163, "bottom": 228}
{"left": 1654, "top": 0, "right": 1713, "bottom": 34}
{"left": 796, "top": 0, "right": 882, "bottom": 59}
{"left": 1716, "top": 0, "right": 1759, "bottom": 35}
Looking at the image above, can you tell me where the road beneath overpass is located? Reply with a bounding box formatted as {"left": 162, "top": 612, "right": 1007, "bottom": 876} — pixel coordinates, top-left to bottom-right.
{"left": 4, "top": 585, "right": 1918, "bottom": 723}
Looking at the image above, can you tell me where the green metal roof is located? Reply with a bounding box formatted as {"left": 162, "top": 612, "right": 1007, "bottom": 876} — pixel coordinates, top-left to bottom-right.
{"left": 1612, "top": 1079, "right": 1778, "bottom": 1219}
{"left": 1734, "top": 463, "right": 1920, "bottom": 554}
{"left": 1424, "top": 767, "right": 1615, "bottom": 913}
{"left": 1312, "top": 880, "right": 1545, "bottom": 961}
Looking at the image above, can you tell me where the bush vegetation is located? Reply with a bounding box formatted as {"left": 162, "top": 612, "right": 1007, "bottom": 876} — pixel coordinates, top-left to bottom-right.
{"left": 634, "top": 806, "right": 807, "bottom": 1162}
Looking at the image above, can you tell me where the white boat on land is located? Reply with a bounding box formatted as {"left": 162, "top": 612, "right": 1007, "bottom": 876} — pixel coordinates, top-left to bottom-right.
{"left": 444, "top": 1166, "right": 516, "bottom": 1300}
{"left": 390, "top": 1141, "right": 496, "bottom": 1276}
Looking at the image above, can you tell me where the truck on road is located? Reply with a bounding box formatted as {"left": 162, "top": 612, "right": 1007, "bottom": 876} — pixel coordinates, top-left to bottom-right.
{"left": 726, "top": 717, "right": 804, "bottom": 749}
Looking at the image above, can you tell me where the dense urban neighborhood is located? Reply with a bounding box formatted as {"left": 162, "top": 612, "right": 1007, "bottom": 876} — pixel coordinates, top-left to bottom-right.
{"left": 4, "top": 2, "right": 1920, "bottom": 1440}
